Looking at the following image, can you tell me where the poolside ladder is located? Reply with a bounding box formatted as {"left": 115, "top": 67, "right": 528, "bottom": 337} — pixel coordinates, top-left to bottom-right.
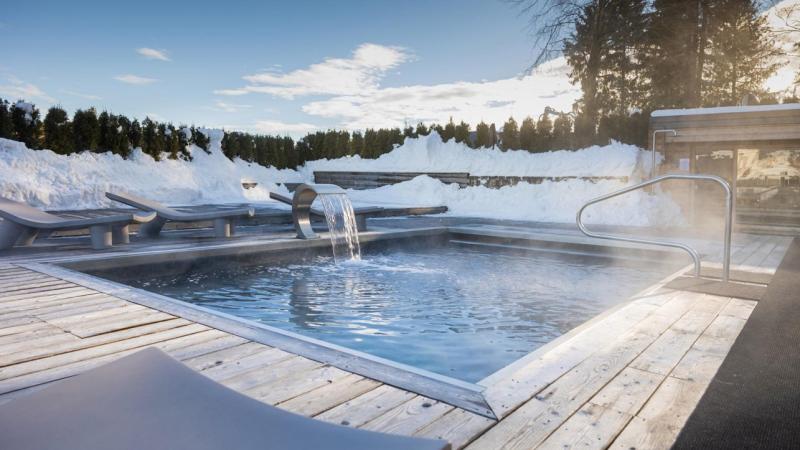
{"left": 576, "top": 174, "right": 733, "bottom": 282}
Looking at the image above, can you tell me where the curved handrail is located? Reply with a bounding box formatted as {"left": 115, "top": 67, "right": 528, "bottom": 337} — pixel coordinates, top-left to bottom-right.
{"left": 576, "top": 174, "right": 732, "bottom": 281}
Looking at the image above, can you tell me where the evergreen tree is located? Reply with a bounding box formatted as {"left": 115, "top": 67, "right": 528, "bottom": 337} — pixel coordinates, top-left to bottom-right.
{"left": 97, "top": 111, "right": 113, "bottom": 151}
{"left": 72, "top": 108, "right": 99, "bottom": 151}
{"left": 351, "top": 131, "right": 365, "bottom": 156}
{"left": 403, "top": 125, "right": 415, "bottom": 138}
{"left": 128, "top": 119, "right": 143, "bottom": 150}
{"left": 551, "top": 114, "right": 573, "bottom": 149}
{"left": 141, "top": 118, "right": 161, "bottom": 159}
{"left": 501, "top": 117, "right": 520, "bottom": 151}
{"left": 363, "top": 129, "right": 378, "bottom": 158}
{"left": 414, "top": 122, "right": 429, "bottom": 137}
{"left": 454, "top": 121, "right": 470, "bottom": 145}
{"left": 11, "top": 101, "right": 41, "bottom": 149}
{"left": 441, "top": 118, "right": 456, "bottom": 142}
{"left": 43, "top": 106, "right": 73, "bottom": 154}
{"left": 703, "top": 0, "right": 777, "bottom": 105}
{"left": 535, "top": 114, "right": 553, "bottom": 151}
{"left": 474, "top": 121, "right": 491, "bottom": 148}
{"left": 0, "top": 99, "right": 13, "bottom": 139}
{"left": 488, "top": 123, "right": 498, "bottom": 148}
{"left": 114, "top": 115, "right": 131, "bottom": 157}
{"left": 191, "top": 127, "right": 209, "bottom": 152}
{"left": 645, "top": 0, "right": 715, "bottom": 108}
{"left": 519, "top": 116, "right": 537, "bottom": 151}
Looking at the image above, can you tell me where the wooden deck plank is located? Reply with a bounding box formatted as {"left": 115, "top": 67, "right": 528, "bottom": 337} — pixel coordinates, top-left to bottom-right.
{"left": 414, "top": 409, "right": 497, "bottom": 450}
{"left": 588, "top": 367, "right": 664, "bottom": 416}
{"left": 610, "top": 377, "right": 707, "bottom": 450}
{"left": 360, "top": 396, "right": 455, "bottom": 435}
{"left": 279, "top": 374, "right": 381, "bottom": 417}
{"left": 536, "top": 403, "right": 632, "bottom": 450}
{"left": 245, "top": 364, "right": 351, "bottom": 405}
{"left": 316, "top": 384, "right": 417, "bottom": 427}
{"left": 219, "top": 356, "right": 320, "bottom": 392}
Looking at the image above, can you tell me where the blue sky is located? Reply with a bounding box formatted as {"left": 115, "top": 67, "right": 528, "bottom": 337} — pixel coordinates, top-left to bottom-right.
{"left": 0, "top": 0, "right": 580, "bottom": 136}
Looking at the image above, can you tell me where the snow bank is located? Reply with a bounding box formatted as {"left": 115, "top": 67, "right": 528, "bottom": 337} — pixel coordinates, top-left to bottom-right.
{"left": 301, "top": 132, "right": 650, "bottom": 177}
{"left": 0, "top": 131, "right": 683, "bottom": 226}
{"left": 344, "top": 175, "right": 683, "bottom": 226}
{"left": 0, "top": 131, "right": 303, "bottom": 209}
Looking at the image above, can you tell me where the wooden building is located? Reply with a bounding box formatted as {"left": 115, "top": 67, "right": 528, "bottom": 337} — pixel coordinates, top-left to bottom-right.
{"left": 649, "top": 103, "right": 800, "bottom": 231}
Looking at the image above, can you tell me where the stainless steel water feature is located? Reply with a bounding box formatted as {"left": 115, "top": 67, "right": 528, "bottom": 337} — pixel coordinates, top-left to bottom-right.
{"left": 577, "top": 174, "right": 733, "bottom": 282}
{"left": 291, "top": 183, "right": 346, "bottom": 239}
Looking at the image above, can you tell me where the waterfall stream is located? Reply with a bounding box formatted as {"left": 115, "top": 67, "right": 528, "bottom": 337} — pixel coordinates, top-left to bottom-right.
{"left": 318, "top": 193, "right": 361, "bottom": 262}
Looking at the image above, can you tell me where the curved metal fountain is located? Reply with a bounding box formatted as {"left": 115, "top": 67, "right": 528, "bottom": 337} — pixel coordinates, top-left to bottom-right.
{"left": 291, "top": 183, "right": 347, "bottom": 239}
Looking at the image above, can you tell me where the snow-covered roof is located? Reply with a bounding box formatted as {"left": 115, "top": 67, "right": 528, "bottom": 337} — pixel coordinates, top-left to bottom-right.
{"left": 651, "top": 103, "right": 800, "bottom": 117}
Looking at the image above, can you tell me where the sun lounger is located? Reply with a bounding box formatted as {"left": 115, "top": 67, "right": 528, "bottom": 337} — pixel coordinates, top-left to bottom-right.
{"left": 106, "top": 191, "right": 255, "bottom": 238}
{"left": 0, "top": 197, "right": 155, "bottom": 250}
{"left": 269, "top": 191, "right": 382, "bottom": 231}
{"left": 0, "top": 347, "right": 451, "bottom": 450}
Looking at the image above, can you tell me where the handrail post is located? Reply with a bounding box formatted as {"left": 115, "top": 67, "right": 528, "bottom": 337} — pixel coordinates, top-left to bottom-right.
{"left": 576, "top": 174, "right": 732, "bottom": 282}
{"left": 651, "top": 130, "right": 677, "bottom": 179}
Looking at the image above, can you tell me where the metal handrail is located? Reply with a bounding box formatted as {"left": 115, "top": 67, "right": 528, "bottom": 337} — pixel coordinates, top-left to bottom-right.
{"left": 576, "top": 174, "right": 732, "bottom": 282}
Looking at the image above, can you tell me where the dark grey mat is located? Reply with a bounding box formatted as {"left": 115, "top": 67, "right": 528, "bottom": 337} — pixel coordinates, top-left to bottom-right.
{"left": 673, "top": 238, "right": 800, "bottom": 449}
{"left": 665, "top": 276, "right": 766, "bottom": 301}
{"left": 0, "top": 348, "right": 450, "bottom": 450}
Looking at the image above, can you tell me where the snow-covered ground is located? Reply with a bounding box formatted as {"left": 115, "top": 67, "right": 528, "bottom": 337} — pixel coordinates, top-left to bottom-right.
{"left": 0, "top": 131, "right": 684, "bottom": 226}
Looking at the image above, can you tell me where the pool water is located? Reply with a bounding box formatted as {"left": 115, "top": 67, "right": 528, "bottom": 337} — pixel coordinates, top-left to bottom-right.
{"left": 119, "top": 244, "right": 678, "bottom": 382}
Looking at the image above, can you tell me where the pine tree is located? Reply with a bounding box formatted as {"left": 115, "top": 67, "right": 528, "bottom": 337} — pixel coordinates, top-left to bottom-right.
{"left": 11, "top": 101, "right": 41, "bottom": 149}
{"left": 551, "top": 114, "right": 573, "bottom": 149}
{"left": 351, "top": 131, "right": 365, "bottom": 156}
{"left": 703, "top": 0, "right": 777, "bottom": 105}
{"left": 0, "top": 99, "right": 13, "bottom": 139}
{"left": 403, "top": 126, "right": 415, "bottom": 138}
{"left": 72, "top": 108, "right": 99, "bottom": 151}
{"left": 454, "top": 121, "right": 471, "bottom": 145}
{"left": 191, "top": 127, "right": 209, "bottom": 152}
{"left": 501, "top": 117, "right": 520, "bottom": 150}
{"left": 441, "top": 119, "right": 456, "bottom": 142}
{"left": 519, "top": 117, "right": 537, "bottom": 152}
{"left": 98, "top": 111, "right": 113, "bottom": 151}
{"left": 535, "top": 114, "right": 553, "bottom": 151}
{"left": 414, "top": 122, "right": 429, "bottom": 137}
{"left": 128, "top": 119, "right": 142, "bottom": 150}
{"left": 488, "top": 123, "right": 498, "bottom": 148}
{"left": 141, "top": 118, "right": 161, "bottom": 159}
{"left": 43, "top": 106, "right": 73, "bottom": 154}
{"left": 114, "top": 115, "right": 131, "bottom": 157}
{"left": 474, "top": 121, "right": 491, "bottom": 148}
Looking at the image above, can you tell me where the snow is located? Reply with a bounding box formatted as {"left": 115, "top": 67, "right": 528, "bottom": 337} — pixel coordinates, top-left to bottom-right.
{"left": 302, "top": 132, "right": 650, "bottom": 177}
{"left": 180, "top": 127, "right": 192, "bottom": 141}
{"left": 0, "top": 131, "right": 683, "bottom": 226}
{"left": 344, "top": 175, "right": 684, "bottom": 226}
{"left": 0, "top": 131, "right": 303, "bottom": 210}
{"left": 13, "top": 101, "right": 35, "bottom": 122}
{"left": 764, "top": 0, "right": 800, "bottom": 97}
{"left": 652, "top": 103, "right": 800, "bottom": 117}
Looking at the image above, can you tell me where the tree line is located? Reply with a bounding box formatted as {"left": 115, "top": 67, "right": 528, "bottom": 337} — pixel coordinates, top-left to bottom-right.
{"left": 2, "top": 96, "right": 629, "bottom": 171}
{"left": 553, "top": 0, "right": 796, "bottom": 143}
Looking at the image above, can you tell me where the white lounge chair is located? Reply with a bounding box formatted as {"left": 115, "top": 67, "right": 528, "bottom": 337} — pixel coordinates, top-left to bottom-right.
{"left": 106, "top": 191, "right": 254, "bottom": 238}
{"left": 0, "top": 197, "right": 155, "bottom": 250}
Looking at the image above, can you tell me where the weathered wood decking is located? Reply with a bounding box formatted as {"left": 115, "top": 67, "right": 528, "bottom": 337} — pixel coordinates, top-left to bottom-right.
{"left": 0, "top": 227, "right": 792, "bottom": 449}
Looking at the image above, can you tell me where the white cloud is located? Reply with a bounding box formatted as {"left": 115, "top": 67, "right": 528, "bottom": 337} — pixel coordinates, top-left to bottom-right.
{"left": 0, "top": 76, "right": 55, "bottom": 103}
{"left": 209, "top": 101, "right": 253, "bottom": 113}
{"left": 303, "top": 58, "right": 580, "bottom": 130}
{"left": 253, "top": 120, "right": 319, "bottom": 135}
{"left": 137, "top": 47, "right": 171, "bottom": 61}
{"left": 114, "top": 74, "right": 158, "bottom": 85}
{"left": 61, "top": 90, "right": 102, "bottom": 100}
{"left": 215, "top": 43, "right": 410, "bottom": 99}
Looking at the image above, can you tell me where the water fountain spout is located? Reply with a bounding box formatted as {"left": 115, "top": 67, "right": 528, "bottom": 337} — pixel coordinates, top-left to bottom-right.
{"left": 291, "top": 183, "right": 361, "bottom": 262}
{"left": 291, "top": 183, "right": 345, "bottom": 239}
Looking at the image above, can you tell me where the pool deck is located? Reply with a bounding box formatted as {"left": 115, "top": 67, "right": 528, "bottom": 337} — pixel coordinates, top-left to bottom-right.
{"left": 0, "top": 219, "right": 793, "bottom": 449}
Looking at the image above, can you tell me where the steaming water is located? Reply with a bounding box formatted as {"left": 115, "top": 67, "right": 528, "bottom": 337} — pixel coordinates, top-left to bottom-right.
{"left": 127, "top": 245, "right": 680, "bottom": 382}
{"left": 318, "top": 193, "right": 361, "bottom": 262}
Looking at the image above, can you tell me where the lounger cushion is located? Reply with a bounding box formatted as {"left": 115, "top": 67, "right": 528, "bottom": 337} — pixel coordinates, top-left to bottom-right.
{"left": 0, "top": 347, "right": 450, "bottom": 450}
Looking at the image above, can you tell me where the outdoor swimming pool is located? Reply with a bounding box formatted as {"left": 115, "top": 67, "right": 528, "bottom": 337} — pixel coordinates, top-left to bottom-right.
{"left": 88, "top": 238, "right": 681, "bottom": 382}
